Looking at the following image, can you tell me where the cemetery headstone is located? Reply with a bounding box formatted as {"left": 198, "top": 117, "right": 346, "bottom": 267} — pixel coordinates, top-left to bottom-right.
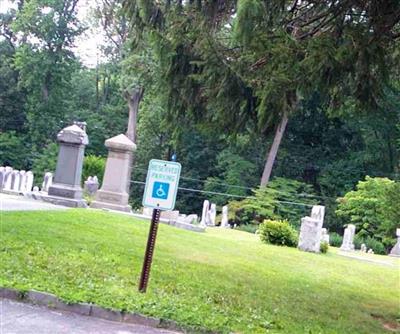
{"left": 321, "top": 228, "right": 330, "bottom": 244}
{"left": 360, "top": 243, "right": 367, "bottom": 253}
{"left": 209, "top": 203, "right": 217, "bottom": 226}
{"left": 183, "top": 214, "right": 198, "bottom": 224}
{"left": 0, "top": 169, "right": 5, "bottom": 190}
{"left": 340, "top": 224, "right": 356, "bottom": 251}
{"left": 25, "top": 171, "right": 34, "bottom": 192}
{"left": 42, "top": 172, "right": 53, "bottom": 192}
{"left": 220, "top": 205, "right": 229, "bottom": 228}
{"left": 47, "top": 124, "right": 88, "bottom": 207}
{"left": 84, "top": 176, "right": 99, "bottom": 196}
{"left": 18, "top": 171, "right": 26, "bottom": 192}
{"left": 200, "top": 200, "right": 210, "bottom": 227}
{"left": 91, "top": 134, "right": 136, "bottom": 212}
{"left": 11, "top": 170, "right": 21, "bottom": 192}
{"left": 298, "top": 217, "right": 323, "bottom": 253}
{"left": 311, "top": 205, "right": 325, "bottom": 223}
{"left": 33, "top": 186, "right": 39, "bottom": 192}
{"left": 389, "top": 228, "right": 400, "bottom": 257}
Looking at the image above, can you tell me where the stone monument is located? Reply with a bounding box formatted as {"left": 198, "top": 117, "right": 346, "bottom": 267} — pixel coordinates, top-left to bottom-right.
{"left": 389, "top": 228, "right": 400, "bottom": 257}
{"left": 25, "top": 171, "right": 34, "bottom": 192}
{"left": 42, "top": 172, "right": 53, "bottom": 192}
{"left": 321, "top": 228, "right": 330, "bottom": 244}
{"left": 200, "top": 200, "right": 210, "bottom": 227}
{"left": 220, "top": 205, "right": 229, "bottom": 228}
{"left": 91, "top": 134, "right": 136, "bottom": 212}
{"left": 84, "top": 176, "right": 99, "bottom": 196}
{"left": 209, "top": 203, "right": 217, "bottom": 226}
{"left": 340, "top": 224, "right": 356, "bottom": 251}
{"left": 298, "top": 217, "right": 323, "bottom": 253}
{"left": 46, "top": 124, "right": 88, "bottom": 207}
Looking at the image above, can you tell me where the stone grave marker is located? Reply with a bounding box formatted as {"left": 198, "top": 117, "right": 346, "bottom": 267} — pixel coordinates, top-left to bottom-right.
{"left": 340, "top": 224, "right": 356, "bottom": 251}
{"left": 220, "top": 205, "right": 229, "bottom": 228}
{"left": 47, "top": 124, "right": 88, "bottom": 207}
{"left": 91, "top": 134, "right": 136, "bottom": 212}
{"left": 389, "top": 228, "right": 400, "bottom": 257}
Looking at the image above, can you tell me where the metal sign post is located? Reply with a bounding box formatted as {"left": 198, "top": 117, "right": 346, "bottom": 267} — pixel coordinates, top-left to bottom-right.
{"left": 138, "top": 208, "right": 161, "bottom": 293}
{"left": 138, "top": 159, "right": 181, "bottom": 293}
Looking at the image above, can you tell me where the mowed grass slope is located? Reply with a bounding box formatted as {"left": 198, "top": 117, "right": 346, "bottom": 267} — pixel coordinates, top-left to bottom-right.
{"left": 1, "top": 210, "right": 399, "bottom": 333}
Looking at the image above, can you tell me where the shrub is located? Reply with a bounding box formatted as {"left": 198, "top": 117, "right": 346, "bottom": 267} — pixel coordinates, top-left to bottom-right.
{"left": 235, "top": 224, "right": 258, "bottom": 234}
{"left": 320, "top": 241, "right": 329, "bottom": 253}
{"left": 228, "top": 177, "right": 318, "bottom": 227}
{"left": 31, "top": 143, "right": 58, "bottom": 186}
{"left": 258, "top": 219, "right": 298, "bottom": 247}
{"left": 354, "top": 235, "right": 386, "bottom": 255}
{"left": 329, "top": 232, "right": 343, "bottom": 247}
{"left": 82, "top": 155, "right": 106, "bottom": 185}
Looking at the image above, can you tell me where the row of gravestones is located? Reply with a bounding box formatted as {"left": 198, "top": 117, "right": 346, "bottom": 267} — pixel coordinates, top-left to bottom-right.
{"left": 200, "top": 200, "right": 230, "bottom": 228}
{"left": 0, "top": 167, "right": 54, "bottom": 193}
{"left": 299, "top": 207, "right": 400, "bottom": 256}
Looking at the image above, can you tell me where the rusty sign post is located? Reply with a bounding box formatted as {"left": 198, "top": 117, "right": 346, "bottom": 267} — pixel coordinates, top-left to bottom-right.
{"left": 139, "top": 159, "right": 181, "bottom": 293}
{"left": 138, "top": 208, "right": 161, "bottom": 292}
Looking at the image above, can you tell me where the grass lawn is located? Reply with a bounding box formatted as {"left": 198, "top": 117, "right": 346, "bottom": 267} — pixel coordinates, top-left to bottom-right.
{"left": 1, "top": 209, "right": 399, "bottom": 333}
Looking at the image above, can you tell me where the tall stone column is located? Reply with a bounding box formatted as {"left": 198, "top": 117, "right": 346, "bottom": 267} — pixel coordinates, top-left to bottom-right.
{"left": 47, "top": 124, "right": 88, "bottom": 207}
{"left": 91, "top": 134, "right": 136, "bottom": 212}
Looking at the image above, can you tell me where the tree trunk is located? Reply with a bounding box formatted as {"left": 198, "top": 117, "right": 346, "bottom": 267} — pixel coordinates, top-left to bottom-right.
{"left": 260, "top": 112, "right": 289, "bottom": 187}
{"left": 125, "top": 87, "right": 144, "bottom": 143}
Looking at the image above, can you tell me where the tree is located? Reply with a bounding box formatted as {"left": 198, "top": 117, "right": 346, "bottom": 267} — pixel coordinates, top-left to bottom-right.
{"left": 12, "top": 0, "right": 83, "bottom": 146}
{"left": 124, "top": 0, "right": 400, "bottom": 186}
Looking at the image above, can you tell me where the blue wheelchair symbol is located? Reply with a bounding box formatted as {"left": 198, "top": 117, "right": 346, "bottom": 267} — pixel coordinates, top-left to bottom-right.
{"left": 152, "top": 182, "right": 169, "bottom": 200}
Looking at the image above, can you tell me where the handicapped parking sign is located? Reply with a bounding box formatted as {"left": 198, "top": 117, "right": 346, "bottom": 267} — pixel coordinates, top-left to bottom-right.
{"left": 152, "top": 182, "right": 169, "bottom": 200}
{"left": 142, "top": 159, "right": 181, "bottom": 210}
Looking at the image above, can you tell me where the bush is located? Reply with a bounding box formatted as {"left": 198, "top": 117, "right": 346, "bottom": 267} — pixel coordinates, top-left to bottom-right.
{"left": 320, "top": 241, "right": 329, "bottom": 253}
{"left": 228, "top": 177, "right": 318, "bottom": 227}
{"left": 329, "top": 232, "right": 343, "bottom": 247}
{"left": 82, "top": 155, "right": 106, "bottom": 185}
{"left": 354, "top": 235, "right": 386, "bottom": 255}
{"left": 235, "top": 224, "right": 258, "bottom": 234}
{"left": 31, "top": 143, "right": 59, "bottom": 186}
{"left": 258, "top": 219, "right": 298, "bottom": 247}
{"left": 336, "top": 177, "right": 398, "bottom": 248}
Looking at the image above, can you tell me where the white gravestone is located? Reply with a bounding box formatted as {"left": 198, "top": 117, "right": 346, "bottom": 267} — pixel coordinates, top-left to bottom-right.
{"left": 298, "top": 217, "right": 323, "bottom": 253}
{"left": 3, "top": 169, "right": 13, "bottom": 190}
{"left": 11, "top": 171, "right": 21, "bottom": 192}
{"left": 311, "top": 205, "right": 325, "bottom": 224}
{"left": 321, "top": 228, "right": 330, "bottom": 244}
{"left": 42, "top": 172, "right": 53, "bottom": 192}
{"left": 209, "top": 203, "right": 217, "bottom": 226}
{"left": 183, "top": 214, "right": 198, "bottom": 224}
{"left": 18, "top": 171, "right": 26, "bottom": 192}
{"left": 0, "top": 168, "right": 5, "bottom": 190}
{"left": 220, "top": 205, "right": 229, "bottom": 228}
{"left": 200, "top": 200, "right": 210, "bottom": 227}
{"left": 25, "top": 171, "right": 34, "bottom": 192}
{"left": 389, "top": 228, "right": 400, "bottom": 257}
{"left": 84, "top": 176, "right": 99, "bottom": 196}
{"left": 340, "top": 224, "right": 356, "bottom": 251}
{"left": 360, "top": 243, "right": 367, "bottom": 253}
{"left": 33, "top": 186, "right": 39, "bottom": 192}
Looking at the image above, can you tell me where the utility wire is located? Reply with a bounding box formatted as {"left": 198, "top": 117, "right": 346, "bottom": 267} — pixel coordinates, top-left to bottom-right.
{"left": 130, "top": 180, "right": 315, "bottom": 207}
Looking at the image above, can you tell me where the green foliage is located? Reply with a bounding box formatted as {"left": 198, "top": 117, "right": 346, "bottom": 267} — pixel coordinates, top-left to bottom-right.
{"left": 31, "top": 143, "right": 58, "bottom": 185}
{"left": 354, "top": 235, "right": 386, "bottom": 255}
{"left": 336, "top": 177, "right": 399, "bottom": 246}
{"left": 329, "top": 232, "right": 343, "bottom": 247}
{"left": 0, "top": 132, "right": 28, "bottom": 169}
{"left": 258, "top": 219, "right": 298, "bottom": 247}
{"left": 234, "top": 224, "right": 258, "bottom": 234}
{"left": 82, "top": 155, "right": 106, "bottom": 185}
{"left": 229, "top": 177, "right": 318, "bottom": 227}
{"left": 320, "top": 241, "right": 329, "bottom": 254}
